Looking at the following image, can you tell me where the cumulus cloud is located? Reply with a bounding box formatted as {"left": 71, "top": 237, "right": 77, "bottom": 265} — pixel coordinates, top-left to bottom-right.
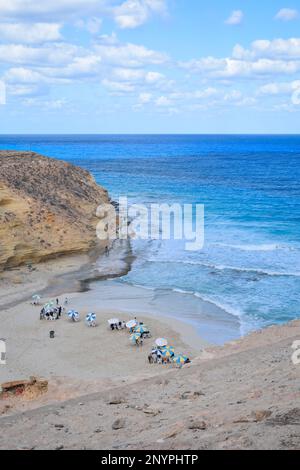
{"left": 225, "top": 10, "right": 243, "bottom": 25}
{"left": 0, "top": 23, "right": 62, "bottom": 43}
{"left": 113, "top": 0, "right": 167, "bottom": 29}
{"left": 0, "top": 0, "right": 103, "bottom": 21}
{"left": 275, "top": 8, "right": 299, "bottom": 22}
{"left": 94, "top": 35, "right": 168, "bottom": 67}
{"left": 0, "top": 0, "right": 167, "bottom": 28}
{"left": 182, "top": 38, "right": 300, "bottom": 79}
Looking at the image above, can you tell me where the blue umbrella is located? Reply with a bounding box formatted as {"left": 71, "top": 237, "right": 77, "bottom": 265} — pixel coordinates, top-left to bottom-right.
{"left": 86, "top": 313, "right": 96, "bottom": 323}
{"left": 68, "top": 310, "right": 79, "bottom": 321}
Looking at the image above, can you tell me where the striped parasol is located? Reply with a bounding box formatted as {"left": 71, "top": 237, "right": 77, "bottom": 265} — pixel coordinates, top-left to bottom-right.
{"left": 68, "top": 310, "right": 79, "bottom": 320}
{"left": 126, "top": 320, "right": 138, "bottom": 329}
{"left": 130, "top": 333, "right": 141, "bottom": 344}
{"left": 86, "top": 313, "right": 96, "bottom": 323}
{"left": 172, "top": 355, "right": 188, "bottom": 366}
{"left": 134, "top": 325, "right": 149, "bottom": 335}
{"left": 155, "top": 338, "right": 168, "bottom": 348}
{"left": 161, "top": 345, "right": 175, "bottom": 356}
{"left": 161, "top": 349, "right": 173, "bottom": 359}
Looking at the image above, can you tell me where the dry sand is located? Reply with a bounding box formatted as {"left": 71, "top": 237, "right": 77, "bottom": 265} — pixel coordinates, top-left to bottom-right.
{"left": 1, "top": 253, "right": 300, "bottom": 450}
{"left": 0, "top": 252, "right": 204, "bottom": 418}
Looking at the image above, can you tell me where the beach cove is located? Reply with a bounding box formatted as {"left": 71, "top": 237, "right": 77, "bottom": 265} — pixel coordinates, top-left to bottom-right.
{"left": 0, "top": 148, "right": 300, "bottom": 450}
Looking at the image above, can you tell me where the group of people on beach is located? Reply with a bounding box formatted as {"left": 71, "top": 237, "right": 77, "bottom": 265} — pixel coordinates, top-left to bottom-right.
{"left": 38, "top": 298, "right": 68, "bottom": 321}
{"left": 33, "top": 295, "right": 191, "bottom": 367}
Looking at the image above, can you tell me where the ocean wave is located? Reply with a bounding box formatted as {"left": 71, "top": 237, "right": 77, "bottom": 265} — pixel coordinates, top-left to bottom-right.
{"left": 145, "top": 258, "right": 300, "bottom": 277}
{"left": 119, "top": 279, "right": 266, "bottom": 336}
{"left": 211, "top": 243, "right": 292, "bottom": 252}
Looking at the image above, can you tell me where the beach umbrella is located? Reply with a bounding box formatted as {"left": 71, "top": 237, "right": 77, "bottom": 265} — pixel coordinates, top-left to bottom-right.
{"left": 134, "top": 325, "right": 149, "bottom": 335}
{"left": 32, "top": 294, "right": 41, "bottom": 300}
{"left": 172, "top": 355, "right": 188, "bottom": 366}
{"left": 155, "top": 338, "right": 168, "bottom": 348}
{"left": 126, "top": 319, "right": 138, "bottom": 329}
{"left": 43, "top": 301, "right": 54, "bottom": 310}
{"left": 86, "top": 313, "right": 96, "bottom": 323}
{"left": 161, "top": 349, "right": 173, "bottom": 359}
{"left": 68, "top": 310, "right": 79, "bottom": 321}
{"left": 130, "top": 333, "right": 141, "bottom": 344}
{"left": 161, "top": 346, "right": 175, "bottom": 357}
{"left": 108, "top": 318, "right": 120, "bottom": 325}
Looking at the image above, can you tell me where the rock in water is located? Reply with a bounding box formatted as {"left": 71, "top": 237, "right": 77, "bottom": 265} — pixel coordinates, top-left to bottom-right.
{"left": 0, "top": 151, "right": 113, "bottom": 269}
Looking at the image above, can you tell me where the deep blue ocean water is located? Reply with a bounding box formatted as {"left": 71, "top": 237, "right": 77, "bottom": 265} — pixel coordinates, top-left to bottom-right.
{"left": 1, "top": 135, "right": 300, "bottom": 335}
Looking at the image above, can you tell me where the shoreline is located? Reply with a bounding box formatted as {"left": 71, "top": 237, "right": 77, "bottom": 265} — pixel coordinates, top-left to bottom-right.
{"left": 1, "top": 248, "right": 300, "bottom": 450}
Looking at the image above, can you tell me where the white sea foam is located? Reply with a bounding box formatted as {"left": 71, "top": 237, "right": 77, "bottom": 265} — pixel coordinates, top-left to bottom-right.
{"left": 211, "top": 243, "right": 286, "bottom": 252}
{"left": 145, "top": 258, "right": 300, "bottom": 277}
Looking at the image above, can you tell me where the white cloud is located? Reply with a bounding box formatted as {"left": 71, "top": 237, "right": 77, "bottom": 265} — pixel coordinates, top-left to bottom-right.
{"left": 113, "top": 0, "right": 167, "bottom": 29}
{"left": 4, "top": 67, "right": 44, "bottom": 83}
{"left": 0, "top": 0, "right": 167, "bottom": 28}
{"left": 155, "top": 95, "right": 172, "bottom": 106}
{"left": 225, "top": 10, "right": 243, "bottom": 25}
{"left": 275, "top": 8, "right": 299, "bottom": 22}
{"left": 94, "top": 37, "right": 168, "bottom": 67}
{"left": 22, "top": 97, "right": 67, "bottom": 109}
{"left": 0, "top": 79, "right": 6, "bottom": 104}
{"left": 182, "top": 38, "right": 300, "bottom": 79}
{"left": 0, "top": 0, "right": 102, "bottom": 21}
{"left": 138, "top": 92, "right": 152, "bottom": 103}
{"left": 75, "top": 17, "right": 102, "bottom": 34}
{"left": 233, "top": 38, "right": 300, "bottom": 60}
{"left": 102, "top": 79, "right": 135, "bottom": 93}
{"left": 0, "top": 22, "right": 62, "bottom": 43}
{"left": 258, "top": 80, "right": 300, "bottom": 95}
{"left": 0, "top": 43, "right": 80, "bottom": 67}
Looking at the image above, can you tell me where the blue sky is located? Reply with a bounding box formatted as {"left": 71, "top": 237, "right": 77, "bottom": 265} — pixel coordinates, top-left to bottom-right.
{"left": 1, "top": 0, "right": 300, "bottom": 133}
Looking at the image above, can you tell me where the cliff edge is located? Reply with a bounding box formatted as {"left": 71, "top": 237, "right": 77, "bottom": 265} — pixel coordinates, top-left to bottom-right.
{"left": 0, "top": 151, "right": 111, "bottom": 269}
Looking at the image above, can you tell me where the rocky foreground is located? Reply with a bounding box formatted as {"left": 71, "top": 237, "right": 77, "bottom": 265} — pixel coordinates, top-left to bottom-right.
{"left": 0, "top": 151, "right": 111, "bottom": 269}
{"left": 0, "top": 321, "right": 299, "bottom": 450}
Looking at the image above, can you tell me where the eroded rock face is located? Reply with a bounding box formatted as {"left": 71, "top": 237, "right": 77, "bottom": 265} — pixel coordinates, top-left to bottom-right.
{"left": 0, "top": 151, "right": 111, "bottom": 269}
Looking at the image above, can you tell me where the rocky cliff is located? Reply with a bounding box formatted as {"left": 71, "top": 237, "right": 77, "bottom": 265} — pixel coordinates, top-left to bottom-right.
{"left": 0, "top": 151, "right": 111, "bottom": 270}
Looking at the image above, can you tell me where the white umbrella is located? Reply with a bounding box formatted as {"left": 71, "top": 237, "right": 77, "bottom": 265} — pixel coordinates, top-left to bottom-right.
{"left": 155, "top": 338, "right": 168, "bottom": 348}
{"left": 32, "top": 294, "right": 41, "bottom": 300}
{"left": 126, "top": 319, "right": 138, "bottom": 329}
{"left": 108, "top": 318, "right": 120, "bottom": 325}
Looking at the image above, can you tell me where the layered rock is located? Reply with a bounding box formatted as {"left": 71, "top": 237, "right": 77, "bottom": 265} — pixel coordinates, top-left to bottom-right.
{"left": 0, "top": 151, "right": 111, "bottom": 269}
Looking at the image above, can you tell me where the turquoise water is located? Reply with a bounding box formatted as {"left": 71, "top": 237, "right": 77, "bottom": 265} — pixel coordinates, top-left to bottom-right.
{"left": 1, "top": 135, "right": 300, "bottom": 335}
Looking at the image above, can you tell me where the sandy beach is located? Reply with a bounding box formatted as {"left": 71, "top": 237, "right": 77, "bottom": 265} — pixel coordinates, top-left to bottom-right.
{"left": 1, "top": 251, "right": 300, "bottom": 450}
{"left": 0, "top": 251, "right": 206, "bottom": 416}
{"left": 0, "top": 152, "right": 299, "bottom": 450}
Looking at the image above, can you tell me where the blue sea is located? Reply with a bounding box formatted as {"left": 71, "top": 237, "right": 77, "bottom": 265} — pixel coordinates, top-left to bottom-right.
{"left": 1, "top": 135, "right": 300, "bottom": 336}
